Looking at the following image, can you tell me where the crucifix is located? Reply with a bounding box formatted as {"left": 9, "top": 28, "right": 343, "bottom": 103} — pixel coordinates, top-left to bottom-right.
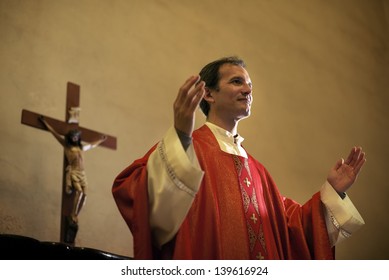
{"left": 21, "top": 82, "right": 117, "bottom": 245}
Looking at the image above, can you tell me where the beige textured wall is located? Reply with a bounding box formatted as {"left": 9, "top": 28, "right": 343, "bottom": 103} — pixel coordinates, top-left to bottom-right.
{"left": 0, "top": 0, "right": 388, "bottom": 259}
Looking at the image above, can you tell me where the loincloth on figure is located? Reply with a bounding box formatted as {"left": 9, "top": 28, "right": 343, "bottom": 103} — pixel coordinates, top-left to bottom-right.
{"left": 65, "top": 166, "right": 88, "bottom": 194}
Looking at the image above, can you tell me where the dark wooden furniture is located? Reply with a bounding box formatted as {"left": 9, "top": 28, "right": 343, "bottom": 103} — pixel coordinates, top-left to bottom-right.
{"left": 0, "top": 234, "right": 131, "bottom": 260}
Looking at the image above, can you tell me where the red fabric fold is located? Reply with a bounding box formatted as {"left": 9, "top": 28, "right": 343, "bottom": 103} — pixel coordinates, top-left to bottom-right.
{"left": 112, "top": 144, "right": 156, "bottom": 259}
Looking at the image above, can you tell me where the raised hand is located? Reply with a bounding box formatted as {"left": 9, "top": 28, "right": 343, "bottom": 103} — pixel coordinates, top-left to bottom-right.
{"left": 327, "top": 146, "right": 366, "bottom": 194}
{"left": 173, "top": 75, "right": 205, "bottom": 137}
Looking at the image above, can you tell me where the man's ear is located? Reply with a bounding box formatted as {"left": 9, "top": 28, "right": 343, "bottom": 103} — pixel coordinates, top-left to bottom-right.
{"left": 203, "top": 87, "right": 214, "bottom": 103}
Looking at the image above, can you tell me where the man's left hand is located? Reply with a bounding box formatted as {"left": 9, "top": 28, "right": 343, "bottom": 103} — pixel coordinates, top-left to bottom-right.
{"left": 327, "top": 146, "right": 366, "bottom": 194}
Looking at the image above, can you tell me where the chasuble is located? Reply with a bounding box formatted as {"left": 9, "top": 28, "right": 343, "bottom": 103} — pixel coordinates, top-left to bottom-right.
{"left": 112, "top": 124, "right": 364, "bottom": 259}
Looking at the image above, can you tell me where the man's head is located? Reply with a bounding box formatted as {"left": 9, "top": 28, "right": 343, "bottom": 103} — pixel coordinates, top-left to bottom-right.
{"left": 66, "top": 129, "right": 82, "bottom": 147}
{"left": 199, "top": 56, "right": 247, "bottom": 116}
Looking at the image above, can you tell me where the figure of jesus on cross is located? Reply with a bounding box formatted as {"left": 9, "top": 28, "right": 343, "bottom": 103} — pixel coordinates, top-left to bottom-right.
{"left": 21, "top": 82, "right": 117, "bottom": 245}
{"left": 39, "top": 116, "right": 107, "bottom": 225}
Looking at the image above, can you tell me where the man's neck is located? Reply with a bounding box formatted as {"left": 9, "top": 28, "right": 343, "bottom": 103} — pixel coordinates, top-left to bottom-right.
{"left": 206, "top": 116, "right": 239, "bottom": 135}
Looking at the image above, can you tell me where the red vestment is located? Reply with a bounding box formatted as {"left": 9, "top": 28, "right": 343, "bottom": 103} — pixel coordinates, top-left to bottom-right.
{"left": 112, "top": 125, "right": 334, "bottom": 259}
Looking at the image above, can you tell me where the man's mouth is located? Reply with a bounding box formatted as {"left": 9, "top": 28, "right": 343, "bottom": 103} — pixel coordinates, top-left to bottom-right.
{"left": 238, "top": 98, "right": 251, "bottom": 105}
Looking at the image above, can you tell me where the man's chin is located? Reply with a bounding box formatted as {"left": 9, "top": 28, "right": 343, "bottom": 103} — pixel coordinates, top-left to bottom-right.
{"left": 239, "top": 111, "right": 251, "bottom": 120}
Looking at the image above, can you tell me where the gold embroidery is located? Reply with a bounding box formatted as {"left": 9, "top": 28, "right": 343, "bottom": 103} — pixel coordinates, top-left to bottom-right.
{"left": 258, "top": 224, "right": 267, "bottom": 254}
{"left": 244, "top": 177, "right": 251, "bottom": 187}
{"left": 234, "top": 155, "right": 268, "bottom": 259}
{"left": 250, "top": 213, "right": 258, "bottom": 224}
{"left": 244, "top": 158, "right": 252, "bottom": 178}
{"left": 246, "top": 221, "right": 257, "bottom": 252}
{"left": 256, "top": 252, "right": 265, "bottom": 260}
{"left": 241, "top": 187, "right": 250, "bottom": 213}
{"left": 232, "top": 155, "right": 243, "bottom": 175}
{"left": 251, "top": 186, "right": 259, "bottom": 214}
{"left": 157, "top": 141, "right": 196, "bottom": 196}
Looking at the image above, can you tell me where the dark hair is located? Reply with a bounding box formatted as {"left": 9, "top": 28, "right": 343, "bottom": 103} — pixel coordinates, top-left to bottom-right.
{"left": 199, "top": 56, "right": 246, "bottom": 116}
{"left": 65, "top": 129, "right": 82, "bottom": 148}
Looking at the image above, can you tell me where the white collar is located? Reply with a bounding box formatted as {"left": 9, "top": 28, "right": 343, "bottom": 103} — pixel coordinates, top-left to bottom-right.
{"left": 205, "top": 122, "right": 247, "bottom": 158}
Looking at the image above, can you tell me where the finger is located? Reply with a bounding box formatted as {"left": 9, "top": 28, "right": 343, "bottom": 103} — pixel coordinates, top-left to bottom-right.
{"left": 191, "top": 84, "right": 205, "bottom": 111}
{"left": 180, "top": 75, "right": 200, "bottom": 96}
{"left": 344, "top": 146, "right": 356, "bottom": 165}
{"left": 182, "top": 75, "right": 200, "bottom": 89}
{"left": 353, "top": 152, "right": 366, "bottom": 175}
{"left": 175, "top": 75, "right": 200, "bottom": 105}
{"left": 333, "top": 158, "right": 344, "bottom": 171}
{"left": 186, "top": 81, "right": 205, "bottom": 111}
{"left": 350, "top": 146, "right": 362, "bottom": 167}
{"left": 177, "top": 79, "right": 204, "bottom": 109}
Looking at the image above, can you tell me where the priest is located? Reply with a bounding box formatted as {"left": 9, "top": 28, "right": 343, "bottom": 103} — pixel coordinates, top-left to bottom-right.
{"left": 112, "top": 56, "right": 366, "bottom": 259}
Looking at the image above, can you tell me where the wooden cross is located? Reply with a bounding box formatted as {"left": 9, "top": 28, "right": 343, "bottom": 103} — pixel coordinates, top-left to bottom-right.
{"left": 21, "top": 82, "right": 117, "bottom": 245}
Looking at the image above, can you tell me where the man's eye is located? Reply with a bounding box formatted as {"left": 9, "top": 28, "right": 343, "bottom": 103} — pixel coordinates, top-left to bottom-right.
{"left": 231, "top": 79, "right": 242, "bottom": 85}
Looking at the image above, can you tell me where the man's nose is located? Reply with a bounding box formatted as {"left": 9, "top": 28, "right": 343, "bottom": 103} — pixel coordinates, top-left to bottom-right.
{"left": 242, "top": 83, "right": 252, "bottom": 95}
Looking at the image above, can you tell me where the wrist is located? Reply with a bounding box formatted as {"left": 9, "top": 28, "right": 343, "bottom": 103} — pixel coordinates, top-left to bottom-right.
{"left": 175, "top": 128, "right": 192, "bottom": 151}
{"left": 337, "top": 191, "right": 346, "bottom": 199}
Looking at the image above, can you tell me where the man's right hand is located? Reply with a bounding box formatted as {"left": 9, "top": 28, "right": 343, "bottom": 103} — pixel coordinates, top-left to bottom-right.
{"left": 173, "top": 75, "right": 205, "bottom": 137}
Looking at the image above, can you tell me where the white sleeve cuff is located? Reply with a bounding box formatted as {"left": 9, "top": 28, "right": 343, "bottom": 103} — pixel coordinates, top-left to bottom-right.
{"left": 320, "top": 181, "right": 365, "bottom": 246}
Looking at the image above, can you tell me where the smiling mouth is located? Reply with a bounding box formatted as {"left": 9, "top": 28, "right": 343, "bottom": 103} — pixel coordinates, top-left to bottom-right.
{"left": 238, "top": 98, "right": 251, "bottom": 105}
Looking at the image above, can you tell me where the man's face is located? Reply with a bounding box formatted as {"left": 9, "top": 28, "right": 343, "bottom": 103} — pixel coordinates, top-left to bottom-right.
{"left": 207, "top": 64, "right": 253, "bottom": 122}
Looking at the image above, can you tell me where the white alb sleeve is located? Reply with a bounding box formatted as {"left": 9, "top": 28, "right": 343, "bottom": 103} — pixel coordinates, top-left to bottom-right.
{"left": 146, "top": 126, "right": 204, "bottom": 247}
{"left": 320, "top": 181, "right": 365, "bottom": 247}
